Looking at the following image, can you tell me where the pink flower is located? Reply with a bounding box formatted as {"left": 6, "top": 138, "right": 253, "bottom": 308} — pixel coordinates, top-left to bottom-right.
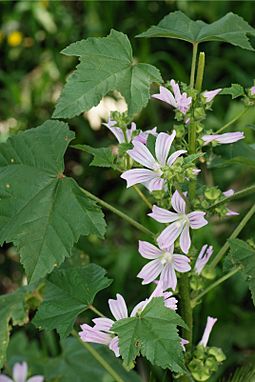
{"left": 202, "top": 132, "right": 244, "bottom": 145}
{"left": 195, "top": 245, "right": 213, "bottom": 275}
{"left": 180, "top": 338, "right": 189, "bottom": 351}
{"left": 203, "top": 89, "right": 222, "bottom": 103}
{"left": 223, "top": 189, "right": 239, "bottom": 216}
{"left": 137, "top": 240, "right": 191, "bottom": 290}
{"left": 152, "top": 80, "right": 192, "bottom": 114}
{"left": 0, "top": 362, "right": 44, "bottom": 382}
{"left": 199, "top": 316, "right": 217, "bottom": 347}
{"left": 103, "top": 117, "right": 157, "bottom": 145}
{"left": 250, "top": 86, "right": 255, "bottom": 95}
{"left": 149, "top": 191, "right": 208, "bottom": 254}
{"left": 79, "top": 289, "right": 177, "bottom": 357}
{"left": 133, "top": 127, "right": 158, "bottom": 145}
{"left": 121, "top": 131, "right": 186, "bottom": 192}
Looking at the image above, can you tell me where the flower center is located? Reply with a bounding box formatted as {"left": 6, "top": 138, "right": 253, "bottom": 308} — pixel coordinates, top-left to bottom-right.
{"left": 153, "top": 162, "right": 163, "bottom": 176}
{"left": 161, "top": 251, "right": 173, "bottom": 265}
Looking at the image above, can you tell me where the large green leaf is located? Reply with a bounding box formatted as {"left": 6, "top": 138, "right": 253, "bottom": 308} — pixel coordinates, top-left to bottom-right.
{"left": 46, "top": 337, "right": 141, "bottom": 382}
{"left": 33, "top": 264, "right": 112, "bottom": 338}
{"left": 208, "top": 141, "right": 255, "bottom": 169}
{"left": 0, "top": 120, "right": 106, "bottom": 283}
{"left": 227, "top": 239, "right": 255, "bottom": 306}
{"left": 112, "top": 298, "right": 186, "bottom": 373}
{"left": 53, "top": 29, "right": 162, "bottom": 119}
{"left": 137, "top": 11, "right": 255, "bottom": 51}
{"left": 0, "top": 284, "right": 37, "bottom": 368}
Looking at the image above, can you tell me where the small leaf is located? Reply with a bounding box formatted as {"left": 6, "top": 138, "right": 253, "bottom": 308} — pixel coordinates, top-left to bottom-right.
{"left": 227, "top": 239, "right": 255, "bottom": 306}
{"left": 33, "top": 264, "right": 112, "bottom": 338}
{"left": 137, "top": 11, "right": 255, "bottom": 51}
{"left": 112, "top": 297, "right": 186, "bottom": 373}
{"left": 73, "top": 144, "right": 116, "bottom": 168}
{"left": 53, "top": 29, "right": 162, "bottom": 119}
{"left": 0, "top": 120, "right": 106, "bottom": 283}
{"left": 221, "top": 84, "right": 245, "bottom": 99}
{"left": 0, "top": 284, "right": 37, "bottom": 367}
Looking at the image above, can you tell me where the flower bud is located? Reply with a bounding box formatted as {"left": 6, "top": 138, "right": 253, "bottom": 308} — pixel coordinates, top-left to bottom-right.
{"left": 188, "top": 359, "right": 210, "bottom": 381}
{"left": 190, "top": 275, "right": 204, "bottom": 291}
{"left": 201, "top": 267, "right": 216, "bottom": 280}
{"left": 204, "top": 187, "right": 221, "bottom": 201}
{"left": 208, "top": 347, "right": 226, "bottom": 362}
{"left": 194, "top": 107, "right": 206, "bottom": 120}
{"left": 205, "top": 356, "right": 218, "bottom": 372}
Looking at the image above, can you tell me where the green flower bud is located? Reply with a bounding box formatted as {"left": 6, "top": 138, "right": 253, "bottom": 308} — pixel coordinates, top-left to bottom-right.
{"left": 205, "top": 356, "right": 218, "bottom": 372}
{"left": 193, "top": 345, "right": 206, "bottom": 360}
{"left": 201, "top": 267, "right": 216, "bottom": 280}
{"left": 175, "top": 124, "right": 185, "bottom": 138}
{"left": 194, "top": 107, "right": 206, "bottom": 120}
{"left": 208, "top": 347, "right": 226, "bottom": 363}
{"left": 204, "top": 187, "right": 221, "bottom": 201}
{"left": 190, "top": 275, "right": 204, "bottom": 291}
{"left": 188, "top": 359, "right": 210, "bottom": 381}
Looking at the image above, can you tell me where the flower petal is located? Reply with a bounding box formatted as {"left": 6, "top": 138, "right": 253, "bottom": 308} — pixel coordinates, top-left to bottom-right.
{"left": 79, "top": 324, "right": 111, "bottom": 345}
{"left": 171, "top": 190, "right": 186, "bottom": 214}
{"left": 125, "top": 122, "right": 136, "bottom": 142}
{"left": 109, "top": 336, "right": 120, "bottom": 357}
{"left": 223, "top": 189, "right": 235, "bottom": 197}
{"left": 188, "top": 211, "right": 208, "bottom": 229}
{"left": 137, "top": 259, "right": 163, "bottom": 284}
{"left": 155, "top": 131, "right": 176, "bottom": 166}
{"left": 179, "top": 224, "right": 191, "bottom": 254}
{"left": 92, "top": 317, "right": 114, "bottom": 332}
{"left": 138, "top": 241, "right": 162, "bottom": 259}
{"left": 130, "top": 300, "right": 148, "bottom": 317}
{"left": 148, "top": 205, "right": 179, "bottom": 223}
{"left": 13, "top": 363, "right": 27, "bottom": 382}
{"left": 121, "top": 168, "right": 157, "bottom": 188}
{"left": 167, "top": 150, "right": 187, "bottom": 166}
{"left": 195, "top": 245, "right": 213, "bottom": 275}
{"left": 27, "top": 377, "right": 44, "bottom": 382}
{"left": 147, "top": 177, "right": 165, "bottom": 192}
{"left": 173, "top": 254, "right": 191, "bottom": 272}
{"left": 0, "top": 377, "right": 13, "bottom": 382}
{"left": 199, "top": 317, "right": 217, "bottom": 347}
{"left": 170, "top": 79, "right": 181, "bottom": 101}
{"left": 108, "top": 294, "right": 128, "bottom": 321}
{"left": 203, "top": 89, "right": 222, "bottom": 102}
{"left": 152, "top": 86, "right": 177, "bottom": 107}
{"left": 160, "top": 264, "right": 177, "bottom": 290}
{"left": 127, "top": 140, "right": 157, "bottom": 169}
{"left": 157, "top": 221, "right": 185, "bottom": 249}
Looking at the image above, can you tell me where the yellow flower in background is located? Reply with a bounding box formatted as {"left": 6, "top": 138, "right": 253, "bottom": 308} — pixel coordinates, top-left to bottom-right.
{"left": 7, "top": 31, "right": 23, "bottom": 47}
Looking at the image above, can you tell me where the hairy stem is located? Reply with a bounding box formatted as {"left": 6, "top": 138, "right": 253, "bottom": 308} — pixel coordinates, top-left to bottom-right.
{"left": 195, "top": 52, "right": 205, "bottom": 92}
{"left": 216, "top": 106, "right": 248, "bottom": 133}
{"left": 191, "top": 267, "right": 241, "bottom": 308}
{"left": 71, "top": 330, "right": 125, "bottom": 382}
{"left": 207, "top": 184, "right": 255, "bottom": 210}
{"left": 190, "top": 43, "right": 198, "bottom": 88}
{"left": 80, "top": 187, "right": 154, "bottom": 237}
{"left": 179, "top": 273, "right": 193, "bottom": 347}
{"left": 209, "top": 203, "right": 255, "bottom": 269}
{"left": 133, "top": 185, "right": 152, "bottom": 209}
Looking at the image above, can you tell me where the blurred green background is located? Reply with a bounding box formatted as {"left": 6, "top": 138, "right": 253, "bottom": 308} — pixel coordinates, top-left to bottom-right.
{"left": 1, "top": 1, "right": 255, "bottom": 381}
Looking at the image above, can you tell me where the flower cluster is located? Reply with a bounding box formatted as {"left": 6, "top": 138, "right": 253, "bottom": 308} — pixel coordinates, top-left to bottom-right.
{"left": 79, "top": 79, "right": 246, "bottom": 363}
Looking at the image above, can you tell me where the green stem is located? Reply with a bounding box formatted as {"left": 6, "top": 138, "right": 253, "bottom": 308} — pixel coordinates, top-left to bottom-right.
{"left": 71, "top": 330, "right": 125, "bottom": 382}
{"left": 216, "top": 106, "right": 249, "bottom": 133}
{"left": 80, "top": 187, "right": 154, "bottom": 238}
{"left": 191, "top": 267, "right": 241, "bottom": 308}
{"left": 89, "top": 304, "right": 105, "bottom": 317}
{"left": 179, "top": 274, "right": 193, "bottom": 349}
{"left": 207, "top": 184, "right": 255, "bottom": 210}
{"left": 195, "top": 52, "right": 205, "bottom": 92}
{"left": 133, "top": 185, "right": 152, "bottom": 209}
{"left": 190, "top": 43, "right": 198, "bottom": 88}
{"left": 209, "top": 203, "right": 255, "bottom": 269}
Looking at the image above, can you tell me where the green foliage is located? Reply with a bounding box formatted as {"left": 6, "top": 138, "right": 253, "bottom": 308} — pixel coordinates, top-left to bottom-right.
{"left": 0, "top": 284, "right": 38, "bottom": 368}
{"left": 138, "top": 11, "right": 255, "bottom": 51}
{"left": 208, "top": 141, "right": 255, "bottom": 169}
{"left": 53, "top": 29, "right": 162, "bottom": 119}
{"left": 0, "top": 120, "right": 106, "bottom": 283}
{"left": 222, "top": 365, "right": 255, "bottom": 382}
{"left": 227, "top": 239, "right": 255, "bottom": 305}
{"left": 73, "top": 144, "right": 116, "bottom": 168}
{"left": 46, "top": 337, "right": 141, "bottom": 382}
{"left": 112, "top": 298, "right": 186, "bottom": 373}
{"left": 33, "top": 264, "right": 112, "bottom": 338}
{"left": 221, "top": 84, "right": 245, "bottom": 99}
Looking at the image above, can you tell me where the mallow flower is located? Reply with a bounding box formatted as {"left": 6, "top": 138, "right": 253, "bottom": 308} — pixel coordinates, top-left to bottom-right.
{"left": 194, "top": 244, "right": 213, "bottom": 275}
{"left": 149, "top": 190, "right": 208, "bottom": 254}
{"left": 103, "top": 117, "right": 157, "bottom": 144}
{"left": 0, "top": 362, "right": 44, "bottom": 382}
{"left": 199, "top": 316, "right": 217, "bottom": 347}
{"left": 121, "top": 130, "right": 186, "bottom": 192}
{"left": 202, "top": 132, "right": 244, "bottom": 145}
{"left": 79, "top": 288, "right": 176, "bottom": 357}
{"left": 152, "top": 79, "right": 192, "bottom": 114}
{"left": 202, "top": 89, "right": 222, "bottom": 103}
{"left": 137, "top": 240, "right": 191, "bottom": 290}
